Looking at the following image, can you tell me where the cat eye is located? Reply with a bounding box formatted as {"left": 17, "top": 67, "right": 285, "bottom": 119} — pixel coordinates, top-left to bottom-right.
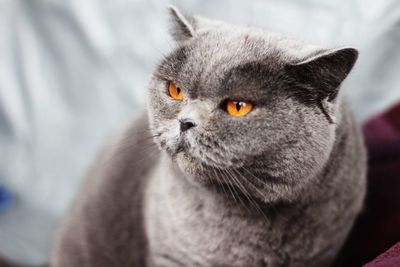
{"left": 168, "top": 81, "right": 183, "bottom": 100}
{"left": 225, "top": 100, "right": 253, "bottom": 117}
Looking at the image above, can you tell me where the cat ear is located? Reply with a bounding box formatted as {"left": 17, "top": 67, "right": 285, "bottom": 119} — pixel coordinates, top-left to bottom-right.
{"left": 287, "top": 47, "right": 358, "bottom": 123}
{"left": 288, "top": 47, "right": 358, "bottom": 102}
{"left": 168, "top": 6, "right": 196, "bottom": 42}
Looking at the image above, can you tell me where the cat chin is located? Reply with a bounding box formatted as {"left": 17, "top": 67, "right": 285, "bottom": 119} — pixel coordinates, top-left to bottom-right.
{"left": 173, "top": 152, "right": 217, "bottom": 185}
{"left": 175, "top": 152, "right": 204, "bottom": 175}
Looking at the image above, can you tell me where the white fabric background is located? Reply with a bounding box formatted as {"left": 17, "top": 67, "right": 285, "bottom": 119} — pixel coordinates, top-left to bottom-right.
{"left": 0, "top": 0, "right": 399, "bottom": 264}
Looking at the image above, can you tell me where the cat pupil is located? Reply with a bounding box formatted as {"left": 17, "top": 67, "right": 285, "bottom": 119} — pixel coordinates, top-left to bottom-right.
{"left": 236, "top": 102, "right": 242, "bottom": 111}
{"left": 177, "top": 87, "right": 181, "bottom": 94}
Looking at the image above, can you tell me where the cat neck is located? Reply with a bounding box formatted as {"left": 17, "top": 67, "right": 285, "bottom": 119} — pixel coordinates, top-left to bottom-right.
{"left": 144, "top": 153, "right": 278, "bottom": 266}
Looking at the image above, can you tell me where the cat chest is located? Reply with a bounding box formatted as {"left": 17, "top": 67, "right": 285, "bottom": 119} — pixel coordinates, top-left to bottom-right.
{"left": 144, "top": 176, "right": 282, "bottom": 266}
{"left": 145, "top": 213, "right": 277, "bottom": 267}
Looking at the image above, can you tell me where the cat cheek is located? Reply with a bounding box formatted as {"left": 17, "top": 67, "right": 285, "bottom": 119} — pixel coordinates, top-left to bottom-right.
{"left": 162, "top": 122, "right": 182, "bottom": 147}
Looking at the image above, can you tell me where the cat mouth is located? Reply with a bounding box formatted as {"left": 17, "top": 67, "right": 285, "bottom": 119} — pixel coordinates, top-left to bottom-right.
{"left": 172, "top": 142, "right": 236, "bottom": 171}
{"left": 160, "top": 132, "right": 236, "bottom": 172}
{"left": 174, "top": 148, "right": 230, "bottom": 177}
{"left": 173, "top": 138, "right": 189, "bottom": 154}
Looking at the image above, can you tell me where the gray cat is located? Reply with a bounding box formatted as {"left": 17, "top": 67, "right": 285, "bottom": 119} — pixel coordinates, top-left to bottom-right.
{"left": 51, "top": 7, "right": 367, "bottom": 267}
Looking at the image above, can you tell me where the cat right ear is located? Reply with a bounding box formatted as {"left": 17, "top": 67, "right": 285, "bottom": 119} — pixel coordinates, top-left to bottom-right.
{"left": 168, "top": 6, "right": 196, "bottom": 42}
{"left": 286, "top": 47, "right": 358, "bottom": 123}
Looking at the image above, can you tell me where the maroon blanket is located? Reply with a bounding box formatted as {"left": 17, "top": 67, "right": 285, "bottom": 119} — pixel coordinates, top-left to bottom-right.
{"left": 364, "top": 242, "right": 400, "bottom": 267}
{"left": 333, "top": 102, "right": 400, "bottom": 267}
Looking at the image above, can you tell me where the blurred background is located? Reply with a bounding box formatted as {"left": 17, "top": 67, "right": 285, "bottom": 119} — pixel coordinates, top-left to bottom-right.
{"left": 0, "top": 0, "right": 399, "bottom": 264}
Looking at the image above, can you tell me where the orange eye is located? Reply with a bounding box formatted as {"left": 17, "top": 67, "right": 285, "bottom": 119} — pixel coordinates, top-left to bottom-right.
{"left": 226, "top": 100, "right": 253, "bottom": 117}
{"left": 168, "top": 81, "right": 183, "bottom": 100}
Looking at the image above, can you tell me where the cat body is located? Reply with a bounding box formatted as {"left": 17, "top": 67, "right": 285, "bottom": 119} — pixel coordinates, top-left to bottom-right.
{"left": 52, "top": 7, "right": 366, "bottom": 267}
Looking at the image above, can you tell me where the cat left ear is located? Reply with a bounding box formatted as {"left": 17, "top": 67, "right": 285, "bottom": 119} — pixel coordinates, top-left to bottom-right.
{"left": 286, "top": 47, "right": 358, "bottom": 123}
{"left": 168, "top": 6, "right": 196, "bottom": 42}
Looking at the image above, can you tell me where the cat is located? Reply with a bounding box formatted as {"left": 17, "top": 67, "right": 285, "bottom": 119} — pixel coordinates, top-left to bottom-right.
{"left": 49, "top": 6, "right": 367, "bottom": 267}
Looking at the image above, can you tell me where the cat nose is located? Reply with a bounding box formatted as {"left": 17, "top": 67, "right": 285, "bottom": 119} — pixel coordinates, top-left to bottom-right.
{"left": 179, "top": 119, "right": 196, "bottom": 132}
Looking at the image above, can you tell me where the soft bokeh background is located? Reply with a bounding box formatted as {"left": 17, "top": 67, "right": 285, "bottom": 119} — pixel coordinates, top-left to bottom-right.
{"left": 0, "top": 0, "right": 399, "bottom": 264}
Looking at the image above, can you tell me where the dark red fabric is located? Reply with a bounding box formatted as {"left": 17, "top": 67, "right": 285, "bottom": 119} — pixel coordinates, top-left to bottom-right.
{"left": 333, "top": 102, "right": 400, "bottom": 267}
{"left": 364, "top": 242, "right": 400, "bottom": 267}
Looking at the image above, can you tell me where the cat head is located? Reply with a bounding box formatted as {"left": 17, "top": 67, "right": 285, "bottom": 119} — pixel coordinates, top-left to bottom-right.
{"left": 147, "top": 6, "right": 358, "bottom": 203}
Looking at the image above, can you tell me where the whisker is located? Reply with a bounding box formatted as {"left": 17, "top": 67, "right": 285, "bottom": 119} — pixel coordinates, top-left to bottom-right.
{"left": 210, "top": 167, "right": 228, "bottom": 200}
{"left": 214, "top": 167, "right": 238, "bottom": 206}
{"left": 229, "top": 168, "right": 269, "bottom": 222}
{"left": 240, "top": 166, "right": 279, "bottom": 195}
{"left": 218, "top": 168, "right": 248, "bottom": 215}
{"left": 238, "top": 167, "right": 292, "bottom": 222}
{"left": 221, "top": 168, "right": 252, "bottom": 215}
{"left": 101, "top": 142, "right": 160, "bottom": 169}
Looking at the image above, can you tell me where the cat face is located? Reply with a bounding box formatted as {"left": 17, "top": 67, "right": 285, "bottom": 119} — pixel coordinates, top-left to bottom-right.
{"left": 147, "top": 7, "right": 357, "bottom": 203}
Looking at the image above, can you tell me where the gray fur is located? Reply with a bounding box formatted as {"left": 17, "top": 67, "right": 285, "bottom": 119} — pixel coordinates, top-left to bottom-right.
{"left": 52, "top": 7, "right": 366, "bottom": 267}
